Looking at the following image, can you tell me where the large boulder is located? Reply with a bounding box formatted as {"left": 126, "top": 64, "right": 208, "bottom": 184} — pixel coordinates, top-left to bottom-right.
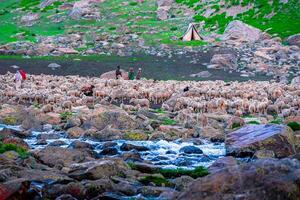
{"left": 90, "top": 110, "right": 139, "bottom": 131}
{"left": 100, "top": 70, "right": 128, "bottom": 80}
{"left": 68, "top": 158, "right": 128, "bottom": 180}
{"left": 156, "top": 0, "right": 173, "bottom": 20}
{"left": 210, "top": 53, "right": 237, "bottom": 69}
{"left": 285, "top": 33, "right": 300, "bottom": 47}
{"left": 291, "top": 76, "right": 300, "bottom": 86}
{"left": 226, "top": 124, "right": 299, "bottom": 158}
{"left": 34, "top": 146, "right": 94, "bottom": 167}
{"left": 221, "top": 20, "right": 262, "bottom": 43}
{"left": 20, "top": 13, "right": 39, "bottom": 26}
{"left": 0, "top": 179, "right": 30, "bottom": 200}
{"left": 178, "top": 158, "right": 300, "bottom": 200}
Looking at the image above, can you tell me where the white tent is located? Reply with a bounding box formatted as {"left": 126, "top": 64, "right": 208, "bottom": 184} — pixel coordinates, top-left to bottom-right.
{"left": 181, "top": 23, "right": 203, "bottom": 41}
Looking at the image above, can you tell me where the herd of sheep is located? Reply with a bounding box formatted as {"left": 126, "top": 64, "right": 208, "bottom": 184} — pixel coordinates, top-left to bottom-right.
{"left": 0, "top": 72, "right": 299, "bottom": 119}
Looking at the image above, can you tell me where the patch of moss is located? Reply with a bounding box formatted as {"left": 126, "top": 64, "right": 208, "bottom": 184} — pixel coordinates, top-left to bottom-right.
{"left": 139, "top": 175, "right": 172, "bottom": 187}
{"left": 0, "top": 142, "right": 28, "bottom": 159}
{"left": 123, "top": 132, "right": 146, "bottom": 140}
{"left": 287, "top": 122, "right": 300, "bottom": 131}
{"left": 269, "top": 118, "right": 283, "bottom": 124}
{"left": 161, "top": 118, "right": 176, "bottom": 125}
{"left": 153, "top": 108, "right": 165, "bottom": 114}
{"left": 159, "top": 166, "right": 209, "bottom": 179}
{"left": 3, "top": 116, "right": 17, "bottom": 125}
{"left": 231, "top": 122, "right": 241, "bottom": 129}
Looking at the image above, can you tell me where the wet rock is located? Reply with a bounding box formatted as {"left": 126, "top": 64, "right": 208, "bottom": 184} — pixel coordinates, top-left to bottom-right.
{"left": 210, "top": 53, "right": 237, "bottom": 70}
{"left": 131, "top": 162, "right": 159, "bottom": 173}
{"left": 100, "top": 141, "right": 118, "bottom": 149}
{"left": 179, "top": 146, "right": 203, "bottom": 154}
{"left": 166, "top": 150, "right": 176, "bottom": 154}
{"left": 208, "top": 156, "right": 238, "bottom": 173}
{"left": 69, "top": 141, "right": 93, "bottom": 149}
{"left": 0, "top": 179, "right": 30, "bottom": 200}
{"left": 178, "top": 158, "right": 300, "bottom": 200}
{"left": 48, "top": 140, "right": 67, "bottom": 147}
{"left": 113, "top": 180, "right": 138, "bottom": 196}
{"left": 43, "top": 182, "right": 85, "bottom": 199}
{"left": 120, "top": 150, "right": 142, "bottom": 162}
{"left": 99, "top": 147, "right": 119, "bottom": 156}
{"left": 120, "top": 143, "right": 150, "bottom": 151}
{"left": 64, "top": 116, "right": 82, "bottom": 129}
{"left": 221, "top": 20, "right": 263, "bottom": 43}
{"left": 34, "top": 146, "right": 94, "bottom": 167}
{"left": 138, "top": 186, "right": 176, "bottom": 197}
{"left": 173, "top": 157, "right": 194, "bottom": 166}
{"left": 226, "top": 124, "right": 299, "bottom": 158}
{"left": 35, "top": 139, "right": 47, "bottom": 145}
{"left": 266, "top": 105, "right": 278, "bottom": 115}
{"left": 171, "top": 176, "right": 194, "bottom": 191}
{"left": 37, "top": 133, "right": 61, "bottom": 140}
{"left": 66, "top": 127, "right": 85, "bottom": 138}
{"left": 159, "top": 190, "right": 180, "bottom": 200}
{"left": 68, "top": 159, "right": 128, "bottom": 180}
{"left": 285, "top": 33, "right": 300, "bottom": 47}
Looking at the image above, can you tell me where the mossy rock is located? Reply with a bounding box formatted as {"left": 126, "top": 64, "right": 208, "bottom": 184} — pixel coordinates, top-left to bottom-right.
{"left": 3, "top": 116, "right": 17, "bottom": 125}
{"left": 123, "top": 132, "right": 148, "bottom": 140}
{"left": 287, "top": 122, "right": 300, "bottom": 131}
{"left": 139, "top": 175, "right": 173, "bottom": 187}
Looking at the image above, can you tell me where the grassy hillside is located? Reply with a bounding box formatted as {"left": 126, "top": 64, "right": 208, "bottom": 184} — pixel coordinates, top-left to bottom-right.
{"left": 0, "top": 0, "right": 206, "bottom": 47}
{"left": 176, "top": 0, "right": 300, "bottom": 38}
{"left": 0, "top": 0, "right": 298, "bottom": 49}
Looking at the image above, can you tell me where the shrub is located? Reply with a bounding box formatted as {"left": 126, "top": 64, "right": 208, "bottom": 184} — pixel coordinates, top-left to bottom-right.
{"left": 287, "top": 122, "right": 300, "bottom": 131}
{"left": 0, "top": 142, "right": 28, "bottom": 159}
{"left": 170, "top": 27, "right": 178, "bottom": 31}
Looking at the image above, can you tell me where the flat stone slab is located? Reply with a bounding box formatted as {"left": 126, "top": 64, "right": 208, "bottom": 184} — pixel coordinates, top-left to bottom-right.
{"left": 225, "top": 124, "right": 299, "bottom": 158}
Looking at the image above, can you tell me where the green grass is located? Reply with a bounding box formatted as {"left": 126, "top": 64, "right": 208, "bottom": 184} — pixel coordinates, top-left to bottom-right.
{"left": 161, "top": 118, "right": 177, "bottom": 125}
{"left": 159, "top": 166, "right": 209, "bottom": 178}
{"left": 247, "top": 120, "right": 260, "bottom": 125}
{"left": 128, "top": 161, "right": 209, "bottom": 179}
{"left": 269, "top": 118, "right": 283, "bottom": 124}
{"left": 0, "top": 142, "right": 29, "bottom": 159}
{"left": 287, "top": 122, "right": 300, "bottom": 131}
{"left": 177, "top": 0, "right": 300, "bottom": 39}
{"left": 139, "top": 175, "right": 172, "bottom": 187}
{"left": 153, "top": 108, "right": 165, "bottom": 114}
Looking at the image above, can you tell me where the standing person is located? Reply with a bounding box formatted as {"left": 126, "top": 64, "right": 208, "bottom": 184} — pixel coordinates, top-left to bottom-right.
{"left": 136, "top": 68, "right": 142, "bottom": 80}
{"left": 128, "top": 67, "right": 135, "bottom": 80}
{"left": 116, "top": 66, "right": 122, "bottom": 79}
{"left": 14, "top": 70, "right": 22, "bottom": 90}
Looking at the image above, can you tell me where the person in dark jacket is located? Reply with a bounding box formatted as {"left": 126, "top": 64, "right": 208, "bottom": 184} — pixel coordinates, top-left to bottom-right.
{"left": 116, "top": 66, "right": 122, "bottom": 79}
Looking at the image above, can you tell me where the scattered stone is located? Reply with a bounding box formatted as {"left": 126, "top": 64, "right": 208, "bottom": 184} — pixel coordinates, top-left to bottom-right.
{"left": 179, "top": 146, "right": 203, "bottom": 154}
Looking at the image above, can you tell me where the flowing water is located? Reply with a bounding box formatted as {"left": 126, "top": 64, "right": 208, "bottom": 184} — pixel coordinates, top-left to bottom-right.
{"left": 0, "top": 124, "right": 225, "bottom": 169}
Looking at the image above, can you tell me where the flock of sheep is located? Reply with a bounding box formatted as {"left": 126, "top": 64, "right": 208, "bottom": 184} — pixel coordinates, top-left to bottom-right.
{"left": 0, "top": 72, "right": 299, "bottom": 119}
